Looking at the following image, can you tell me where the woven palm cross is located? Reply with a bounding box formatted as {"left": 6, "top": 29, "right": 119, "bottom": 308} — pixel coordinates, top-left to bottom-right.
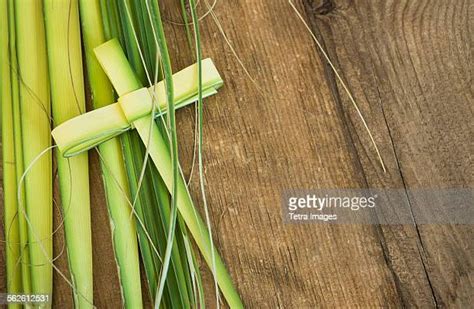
{"left": 52, "top": 39, "right": 242, "bottom": 307}
{"left": 53, "top": 39, "right": 222, "bottom": 188}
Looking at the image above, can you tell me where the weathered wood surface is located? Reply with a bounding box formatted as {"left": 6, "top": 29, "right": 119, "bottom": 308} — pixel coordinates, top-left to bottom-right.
{"left": 1, "top": 0, "right": 472, "bottom": 307}
{"left": 303, "top": 0, "right": 473, "bottom": 307}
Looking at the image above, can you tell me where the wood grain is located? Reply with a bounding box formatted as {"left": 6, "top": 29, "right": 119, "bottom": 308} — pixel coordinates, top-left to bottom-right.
{"left": 1, "top": 0, "right": 472, "bottom": 307}
{"left": 304, "top": 0, "right": 473, "bottom": 307}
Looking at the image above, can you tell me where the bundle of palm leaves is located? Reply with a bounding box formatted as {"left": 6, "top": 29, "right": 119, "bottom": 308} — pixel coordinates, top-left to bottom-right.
{"left": 1, "top": 0, "right": 242, "bottom": 308}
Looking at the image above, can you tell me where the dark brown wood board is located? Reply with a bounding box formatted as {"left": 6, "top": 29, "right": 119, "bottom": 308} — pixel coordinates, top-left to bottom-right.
{"left": 1, "top": 0, "right": 472, "bottom": 307}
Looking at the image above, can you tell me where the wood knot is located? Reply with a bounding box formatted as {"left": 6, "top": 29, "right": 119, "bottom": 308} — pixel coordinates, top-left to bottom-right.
{"left": 305, "top": 0, "right": 336, "bottom": 15}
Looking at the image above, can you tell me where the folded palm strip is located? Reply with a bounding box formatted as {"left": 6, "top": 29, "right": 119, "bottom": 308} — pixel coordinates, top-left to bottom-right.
{"left": 51, "top": 39, "right": 243, "bottom": 308}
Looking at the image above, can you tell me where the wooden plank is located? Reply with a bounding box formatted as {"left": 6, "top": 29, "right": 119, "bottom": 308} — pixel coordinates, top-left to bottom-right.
{"left": 304, "top": 0, "right": 473, "bottom": 307}
{"left": 160, "top": 0, "right": 402, "bottom": 307}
